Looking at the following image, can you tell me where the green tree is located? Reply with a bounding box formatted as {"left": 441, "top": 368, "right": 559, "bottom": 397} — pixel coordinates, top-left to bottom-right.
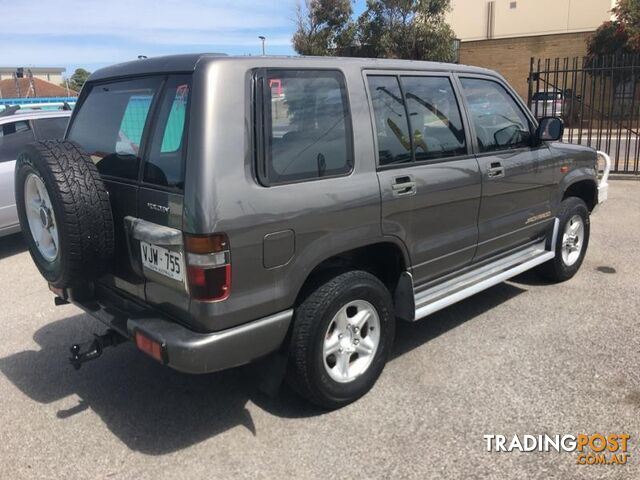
{"left": 293, "top": 0, "right": 355, "bottom": 56}
{"left": 292, "top": 0, "right": 456, "bottom": 62}
{"left": 356, "top": 0, "right": 456, "bottom": 61}
{"left": 613, "top": 0, "right": 640, "bottom": 50}
{"left": 588, "top": 0, "right": 640, "bottom": 56}
{"left": 68, "top": 68, "right": 91, "bottom": 91}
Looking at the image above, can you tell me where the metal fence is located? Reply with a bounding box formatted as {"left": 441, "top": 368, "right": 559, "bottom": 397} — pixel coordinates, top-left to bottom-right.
{"left": 528, "top": 54, "right": 640, "bottom": 174}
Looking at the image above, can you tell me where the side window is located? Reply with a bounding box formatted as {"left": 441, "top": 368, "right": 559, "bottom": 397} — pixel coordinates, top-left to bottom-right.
{"left": 143, "top": 76, "right": 191, "bottom": 189}
{"left": 0, "top": 121, "right": 35, "bottom": 163}
{"left": 367, "top": 75, "right": 412, "bottom": 166}
{"left": 460, "top": 78, "right": 532, "bottom": 153}
{"left": 33, "top": 117, "right": 68, "bottom": 141}
{"left": 68, "top": 77, "right": 162, "bottom": 180}
{"left": 400, "top": 76, "right": 467, "bottom": 161}
{"left": 2, "top": 121, "right": 31, "bottom": 136}
{"left": 262, "top": 69, "right": 353, "bottom": 184}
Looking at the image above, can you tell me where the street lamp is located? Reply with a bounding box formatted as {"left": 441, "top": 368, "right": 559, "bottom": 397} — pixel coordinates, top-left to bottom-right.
{"left": 258, "top": 36, "right": 266, "bottom": 56}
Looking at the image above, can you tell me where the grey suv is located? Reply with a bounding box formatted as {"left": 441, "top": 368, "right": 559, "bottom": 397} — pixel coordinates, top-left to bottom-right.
{"left": 14, "top": 55, "right": 608, "bottom": 409}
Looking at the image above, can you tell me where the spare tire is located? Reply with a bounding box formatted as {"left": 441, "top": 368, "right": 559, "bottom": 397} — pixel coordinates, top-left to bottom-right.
{"left": 15, "top": 140, "right": 114, "bottom": 288}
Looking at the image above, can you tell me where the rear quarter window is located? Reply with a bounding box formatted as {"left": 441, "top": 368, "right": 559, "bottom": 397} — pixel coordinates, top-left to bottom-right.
{"left": 258, "top": 69, "right": 353, "bottom": 185}
{"left": 0, "top": 120, "right": 35, "bottom": 163}
{"left": 33, "top": 117, "right": 69, "bottom": 141}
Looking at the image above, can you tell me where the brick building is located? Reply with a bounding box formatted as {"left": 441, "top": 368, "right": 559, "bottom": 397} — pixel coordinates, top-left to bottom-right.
{"left": 446, "top": 0, "right": 616, "bottom": 100}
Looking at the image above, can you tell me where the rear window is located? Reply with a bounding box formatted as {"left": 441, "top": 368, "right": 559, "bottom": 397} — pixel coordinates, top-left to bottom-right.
{"left": 68, "top": 77, "right": 161, "bottom": 180}
{"left": 68, "top": 75, "right": 190, "bottom": 188}
{"left": 33, "top": 117, "right": 68, "bottom": 140}
{"left": 0, "top": 120, "right": 35, "bottom": 163}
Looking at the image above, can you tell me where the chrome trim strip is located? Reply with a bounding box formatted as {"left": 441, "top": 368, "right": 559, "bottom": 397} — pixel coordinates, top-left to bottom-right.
{"left": 413, "top": 219, "right": 558, "bottom": 321}
{"left": 124, "top": 216, "right": 183, "bottom": 246}
{"left": 476, "top": 217, "right": 555, "bottom": 248}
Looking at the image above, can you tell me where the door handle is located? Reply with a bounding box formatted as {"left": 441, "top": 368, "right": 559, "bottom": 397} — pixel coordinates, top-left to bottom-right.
{"left": 487, "top": 162, "right": 505, "bottom": 179}
{"left": 391, "top": 176, "right": 417, "bottom": 197}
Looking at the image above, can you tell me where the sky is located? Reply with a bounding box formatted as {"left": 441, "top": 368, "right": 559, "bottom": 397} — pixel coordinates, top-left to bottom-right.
{"left": 0, "top": 0, "right": 368, "bottom": 78}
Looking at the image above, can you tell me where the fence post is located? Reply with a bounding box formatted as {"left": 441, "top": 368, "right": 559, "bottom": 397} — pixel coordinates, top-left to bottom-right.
{"left": 527, "top": 57, "right": 535, "bottom": 108}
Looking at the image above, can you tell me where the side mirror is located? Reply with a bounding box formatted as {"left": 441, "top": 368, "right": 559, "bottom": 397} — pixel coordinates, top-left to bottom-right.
{"left": 537, "top": 117, "right": 564, "bottom": 142}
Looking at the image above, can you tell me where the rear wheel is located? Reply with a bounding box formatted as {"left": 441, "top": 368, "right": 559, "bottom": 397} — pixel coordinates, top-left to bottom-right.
{"left": 537, "top": 197, "right": 590, "bottom": 282}
{"left": 288, "top": 270, "right": 395, "bottom": 409}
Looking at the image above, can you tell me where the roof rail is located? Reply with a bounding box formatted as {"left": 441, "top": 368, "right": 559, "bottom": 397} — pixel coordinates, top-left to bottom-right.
{"left": 0, "top": 105, "right": 20, "bottom": 117}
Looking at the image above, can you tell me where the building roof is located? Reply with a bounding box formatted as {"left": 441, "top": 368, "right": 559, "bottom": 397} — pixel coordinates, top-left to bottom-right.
{"left": 0, "top": 77, "right": 78, "bottom": 99}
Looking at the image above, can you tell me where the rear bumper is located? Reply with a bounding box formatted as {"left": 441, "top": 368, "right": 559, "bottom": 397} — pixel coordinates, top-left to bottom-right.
{"left": 72, "top": 286, "right": 292, "bottom": 374}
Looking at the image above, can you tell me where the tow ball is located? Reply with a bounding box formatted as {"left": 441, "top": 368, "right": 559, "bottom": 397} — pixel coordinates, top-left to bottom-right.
{"left": 69, "top": 329, "right": 126, "bottom": 370}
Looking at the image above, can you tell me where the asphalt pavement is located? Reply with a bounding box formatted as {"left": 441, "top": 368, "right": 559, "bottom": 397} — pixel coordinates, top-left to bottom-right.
{"left": 0, "top": 179, "right": 639, "bottom": 479}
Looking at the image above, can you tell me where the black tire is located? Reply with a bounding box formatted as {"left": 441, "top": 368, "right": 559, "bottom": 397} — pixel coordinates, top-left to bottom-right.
{"left": 15, "top": 140, "right": 114, "bottom": 288}
{"left": 288, "top": 270, "right": 395, "bottom": 409}
{"left": 536, "top": 196, "right": 590, "bottom": 282}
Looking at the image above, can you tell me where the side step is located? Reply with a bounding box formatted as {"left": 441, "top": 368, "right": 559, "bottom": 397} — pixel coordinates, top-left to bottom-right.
{"left": 413, "top": 219, "right": 558, "bottom": 321}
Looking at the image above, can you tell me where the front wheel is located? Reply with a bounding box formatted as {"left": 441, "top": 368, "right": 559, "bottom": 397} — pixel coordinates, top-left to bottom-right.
{"left": 287, "top": 270, "right": 395, "bottom": 409}
{"left": 537, "top": 197, "right": 590, "bottom": 282}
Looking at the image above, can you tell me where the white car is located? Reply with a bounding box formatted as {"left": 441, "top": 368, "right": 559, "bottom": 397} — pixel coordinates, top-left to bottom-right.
{"left": 0, "top": 109, "right": 71, "bottom": 237}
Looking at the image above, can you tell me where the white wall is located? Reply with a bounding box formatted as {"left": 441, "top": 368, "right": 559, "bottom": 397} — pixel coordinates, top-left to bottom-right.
{"left": 447, "top": 0, "right": 616, "bottom": 41}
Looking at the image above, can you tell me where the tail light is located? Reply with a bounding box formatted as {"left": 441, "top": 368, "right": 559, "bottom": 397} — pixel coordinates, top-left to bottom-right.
{"left": 184, "top": 233, "right": 231, "bottom": 301}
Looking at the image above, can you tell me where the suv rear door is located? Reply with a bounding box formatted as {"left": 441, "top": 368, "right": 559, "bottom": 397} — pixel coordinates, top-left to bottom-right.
{"left": 67, "top": 76, "right": 190, "bottom": 307}
{"left": 135, "top": 76, "right": 191, "bottom": 319}
{"left": 366, "top": 72, "right": 481, "bottom": 286}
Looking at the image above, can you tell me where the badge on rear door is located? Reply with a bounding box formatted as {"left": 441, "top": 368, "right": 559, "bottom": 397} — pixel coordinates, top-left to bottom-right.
{"left": 146, "top": 202, "right": 170, "bottom": 213}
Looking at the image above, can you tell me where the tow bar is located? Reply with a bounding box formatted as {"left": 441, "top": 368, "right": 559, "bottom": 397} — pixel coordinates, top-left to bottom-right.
{"left": 69, "top": 330, "right": 126, "bottom": 370}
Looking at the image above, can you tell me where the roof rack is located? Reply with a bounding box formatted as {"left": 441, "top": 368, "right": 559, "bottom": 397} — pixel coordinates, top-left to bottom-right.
{"left": 0, "top": 105, "right": 20, "bottom": 117}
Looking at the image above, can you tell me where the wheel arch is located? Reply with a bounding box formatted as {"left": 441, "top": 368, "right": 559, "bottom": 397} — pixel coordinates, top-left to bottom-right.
{"left": 562, "top": 178, "right": 598, "bottom": 211}
{"left": 294, "top": 239, "right": 413, "bottom": 320}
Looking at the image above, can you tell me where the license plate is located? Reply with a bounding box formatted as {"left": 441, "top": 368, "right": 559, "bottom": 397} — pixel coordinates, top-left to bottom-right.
{"left": 140, "top": 241, "right": 184, "bottom": 282}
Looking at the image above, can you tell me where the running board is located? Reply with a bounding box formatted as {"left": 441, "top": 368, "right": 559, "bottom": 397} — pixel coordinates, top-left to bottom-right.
{"left": 413, "top": 219, "right": 559, "bottom": 321}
